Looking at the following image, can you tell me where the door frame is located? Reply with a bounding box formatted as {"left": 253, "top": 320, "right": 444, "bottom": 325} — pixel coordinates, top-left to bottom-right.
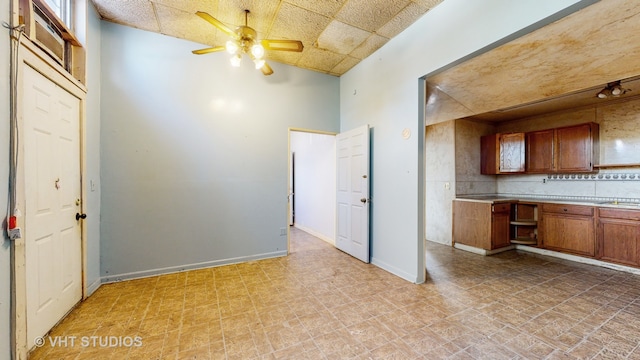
{"left": 12, "top": 40, "right": 88, "bottom": 359}
{"left": 286, "top": 128, "right": 337, "bottom": 254}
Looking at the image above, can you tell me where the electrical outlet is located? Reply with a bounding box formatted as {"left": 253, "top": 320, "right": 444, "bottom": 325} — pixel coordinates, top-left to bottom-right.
{"left": 280, "top": 228, "right": 286, "bottom": 236}
{"left": 8, "top": 227, "right": 22, "bottom": 240}
{"left": 444, "top": 182, "right": 450, "bottom": 190}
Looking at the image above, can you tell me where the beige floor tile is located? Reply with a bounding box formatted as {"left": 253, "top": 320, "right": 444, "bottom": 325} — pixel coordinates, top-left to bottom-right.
{"left": 27, "top": 227, "right": 640, "bottom": 359}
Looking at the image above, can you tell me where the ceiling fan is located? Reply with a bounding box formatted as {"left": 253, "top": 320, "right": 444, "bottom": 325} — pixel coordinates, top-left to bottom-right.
{"left": 192, "top": 9, "right": 304, "bottom": 76}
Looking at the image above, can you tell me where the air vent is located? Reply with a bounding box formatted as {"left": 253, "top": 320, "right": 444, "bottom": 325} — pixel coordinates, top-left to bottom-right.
{"left": 33, "top": 4, "right": 65, "bottom": 65}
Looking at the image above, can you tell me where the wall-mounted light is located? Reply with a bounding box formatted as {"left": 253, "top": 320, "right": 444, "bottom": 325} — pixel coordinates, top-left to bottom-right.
{"left": 596, "top": 80, "right": 629, "bottom": 99}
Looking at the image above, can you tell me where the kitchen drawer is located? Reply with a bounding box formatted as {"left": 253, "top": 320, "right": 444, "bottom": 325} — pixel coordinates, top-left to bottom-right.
{"left": 599, "top": 208, "right": 640, "bottom": 221}
{"left": 492, "top": 203, "right": 511, "bottom": 213}
{"left": 542, "top": 204, "right": 594, "bottom": 216}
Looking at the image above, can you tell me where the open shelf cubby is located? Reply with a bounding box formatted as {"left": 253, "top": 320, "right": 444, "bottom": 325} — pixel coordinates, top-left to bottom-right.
{"left": 510, "top": 203, "right": 538, "bottom": 245}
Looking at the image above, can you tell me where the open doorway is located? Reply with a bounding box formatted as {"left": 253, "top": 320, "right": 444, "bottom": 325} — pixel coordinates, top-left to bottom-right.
{"left": 287, "top": 129, "right": 337, "bottom": 252}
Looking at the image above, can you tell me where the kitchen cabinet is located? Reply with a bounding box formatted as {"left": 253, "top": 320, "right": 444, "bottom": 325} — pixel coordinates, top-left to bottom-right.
{"left": 526, "top": 123, "right": 599, "bottom": 173}
{"left": 481, "top": 133, "right": 525, "bottom": 175}
{"left": 540, "top": 204, "right": 595, "bottom": 257}
{"left": 597, "top": 208, "right": 640, "bottom": 267}
{"left": 510, "top": 203, "right": 538, "bottom": 245}
{"left": 453, "top": 200, "right": 511, "bottom": 250}
{"left": 526, "top": 129, "right": 554, "bottom": 173}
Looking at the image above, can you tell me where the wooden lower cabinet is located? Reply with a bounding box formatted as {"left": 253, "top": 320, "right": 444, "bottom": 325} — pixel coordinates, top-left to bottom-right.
{"left": 453, "top": 200, "right": 511, "bottom": 250}
{"left": 540, "top": 204, "right": 595, "bottom": 257}
{"left": 597, "top": 208, "right": 640, "bottom": 267}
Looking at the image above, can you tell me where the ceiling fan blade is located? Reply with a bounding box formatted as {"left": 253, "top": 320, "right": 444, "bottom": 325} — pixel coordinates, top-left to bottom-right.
{"left": 192, "top": 46, "right": 225, "bottom": 55}
{"left": 261, "top": 61, "right": 274, "bottom": 76}
{"left": 261, "top": 39, "right": 304, "bottom": 52}
{"left": 195, "top": 11, "right": 239, "bottom": 40}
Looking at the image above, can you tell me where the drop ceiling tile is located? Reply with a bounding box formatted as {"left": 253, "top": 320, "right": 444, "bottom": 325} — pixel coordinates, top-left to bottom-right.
{"left": 411, "top": 0, "right": 443, "bottom": 10}
{"left": 336, "top": 0, "right": 411, "bottom": 32}
{"left": 283, "top": 0, "right": 347, "bottom": 18}
{"left": 155, "top": 4, "right": 222, "bottom": 46}
{"left": 297, "top": 46, "right": 346, "bottom": 73}
{"left": 377, "top": 2, "right": 428, "bottom": 39}
{"left": 216, "top": 0, "right": 280, "bottom": 35}
{"left": 349, "top": 33, "right": 388, "bottom": 60}
{"left": 268, "top": 2, "right": 331, "bottom": 43}
{"left": 331, "top": 56, "right": 360, "bottom": 75}
{"left": 93, "top": 0, "right": 159, "bottom": 32}
{"left": 265, "top": 50, "right": 303, "bottom": 65}
{"left": 150, "top": 0, "right": 217, "bottom": 14}
{"left": 317, "top": 20, "right": 370, "bottom": 55}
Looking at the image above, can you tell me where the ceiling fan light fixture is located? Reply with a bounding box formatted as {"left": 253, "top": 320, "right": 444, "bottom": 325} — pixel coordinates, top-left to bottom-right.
{"left": 251, "top": 44, "right": 265, "bottom": 59}
{"left": 254, "top": 58, "right": 265, "bottom": 69}
{"left": 230, "top": 54, "right": 242, "bottom": 67}
{"left": 225, "top": 40, "right": 239, "bottom": 54}
{"left": 611, "top": 84, "right": 623, "bottom": 96}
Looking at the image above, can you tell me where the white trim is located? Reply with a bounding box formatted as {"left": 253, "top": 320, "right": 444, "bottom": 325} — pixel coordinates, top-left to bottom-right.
{"left": 515, "top": 245, "right": 640, "bottom": 275}
{"left": 453, "top": 243, "right": 516, "bottom": 256}
{"left": 85, "top": 279, "right": 101, "bottom": 297}
{"left": 294, "top": 224, "right": 335, "bottom": 246}
{"left": 371, "top": 257, "right": 418, "bottom": 283}
{"left": 101, "top": 251, "right": 288, "bottom": 283}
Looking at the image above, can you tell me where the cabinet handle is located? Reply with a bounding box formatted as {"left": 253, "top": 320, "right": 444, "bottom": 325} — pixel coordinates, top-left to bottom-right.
{"left": 563, "top": 208, "right": 568, "bottom": 212}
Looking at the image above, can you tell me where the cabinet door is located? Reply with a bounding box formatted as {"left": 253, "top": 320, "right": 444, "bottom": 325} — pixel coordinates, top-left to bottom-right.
{"left": 453, "top": 200, "right": 492, "bottom": 250}
{"left": 526, "top": 129, "right": 554, "bottom": 173}
{"left": 481, "top": 133, "right": 524, "bottom": 175}
{"left": 541, "top": 213, "right": 595, "bottom": 256}
{"left": 556, "top": 123, "right": 597, "bottom": 172}
{"left": 492, "top": 207, "right": 511, "bottom": 249}
{"left": 598, "top": 218, "right": 640, "bottom": 266}
{"left": 499, "top": 133, "right": 525, "bottom": 173}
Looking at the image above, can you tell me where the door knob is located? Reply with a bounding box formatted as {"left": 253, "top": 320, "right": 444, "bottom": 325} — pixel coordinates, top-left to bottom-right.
{"left": 360, "top": 198, "right": 367, "bottom": 203}
{"left": 76, "top": 213, "right": 87, "bottom": 220}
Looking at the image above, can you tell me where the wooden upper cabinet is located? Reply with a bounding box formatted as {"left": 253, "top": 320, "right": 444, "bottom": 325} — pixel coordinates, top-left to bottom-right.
{"left": 525, "top": 122, "right": 599, "bottom": 174}
{"left": 526, "top": 129, "right": 554, "bottom": 173}
{"left": 555, "top": 123, "right": 599, "bottom": 172}
{"left": 481, "top": 133, "right": 525, "bottom": 175}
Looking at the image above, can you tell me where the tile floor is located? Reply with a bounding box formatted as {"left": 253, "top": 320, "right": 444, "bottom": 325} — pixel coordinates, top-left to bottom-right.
{"left": 29, "top": 228, "right": 640, "bottom": 359}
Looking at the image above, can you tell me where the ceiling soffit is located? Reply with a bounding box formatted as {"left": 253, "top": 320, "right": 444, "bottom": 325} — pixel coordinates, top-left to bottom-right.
{"left": 426, "top": 0, "right": 640, "bottom": 123}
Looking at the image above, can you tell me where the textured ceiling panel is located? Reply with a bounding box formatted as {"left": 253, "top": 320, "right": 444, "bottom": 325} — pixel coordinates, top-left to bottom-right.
{"left": 284, "top": 0, "right": 347, "bottom": 18}
{"left": 335, "top": 0, "right": 411, "bottom": 32}
{"left": 151, "top": 0, "right": 217, "bottom": 15}
{"left": 156, "top": 5, "right": 221, "bottom": 46}
{"left": 91, "top": 0, "right": 444, "bottom": 76}
{"left": 331, "top": 55, "right": 361, "bottom": 75}
{"left": 316, "top": 20, "right": 370, "bottom": 55}
{"left": 377, "top": 2, "right": 428, "bottom": 39}
{"left": 268, "top": 2, "right": 330, "bottom": 43}
{"left": 349, "top": 33, "right": 388, "bottom": 60}
{"left": 298, "top": 46, "right": 346, "bottom": 73}
{"left": 93, "top": 0, "right": 159, "bottom": 32}
{"left": 216, "top": 0, "right": 280, "bottom": 35}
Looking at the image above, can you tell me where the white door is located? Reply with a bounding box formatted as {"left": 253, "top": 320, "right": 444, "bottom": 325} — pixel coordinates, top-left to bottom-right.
{"left": 336, "top": 125, "right": 370, "bottom": 263}
{"left": 23, "top": 66, "right": 82, "bottom": 348}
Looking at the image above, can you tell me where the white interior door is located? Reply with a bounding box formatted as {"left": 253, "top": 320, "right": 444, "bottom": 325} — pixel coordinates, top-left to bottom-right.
{"left": 24, "top": 65, "right": 82, "bottom": 348}
{"left": 336, "top": 125, "right": 370, "bottom": 263}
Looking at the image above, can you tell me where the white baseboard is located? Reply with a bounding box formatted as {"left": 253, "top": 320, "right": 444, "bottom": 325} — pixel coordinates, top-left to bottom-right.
{"left": 515, "top": 245, "right": 640, "bottom": 275}
{"left": 453, "top": 243, "right": 515, "bottom": 255}
{"left": 293, "top": 224, "right": 335, "bottom": 246}
{"left": 371, "top": 257, "right": 419, "bottom": 283}
{"left": 85, "top": 277, "right": 102, "bottom": 297}
{"left": 100, "top": 250, "right": 288, "bottom": 284}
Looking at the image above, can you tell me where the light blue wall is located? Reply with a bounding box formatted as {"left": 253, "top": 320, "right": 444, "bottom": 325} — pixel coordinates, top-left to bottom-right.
{"left": 1, "top": 0, "right": 12, "bottom": 357}
{"left": 339, "top": 0, "right": 595, "bottom": 282}
{"left": 84, "top": 2, "right": 101, "bottom": 294}
{"left": 99, "top": 22, "right": 339, "bottom": 280}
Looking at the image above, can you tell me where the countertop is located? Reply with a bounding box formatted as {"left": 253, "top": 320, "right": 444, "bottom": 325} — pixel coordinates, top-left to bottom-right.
{"left": 455, "top": 195, "right": 640, "bottom": 209}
